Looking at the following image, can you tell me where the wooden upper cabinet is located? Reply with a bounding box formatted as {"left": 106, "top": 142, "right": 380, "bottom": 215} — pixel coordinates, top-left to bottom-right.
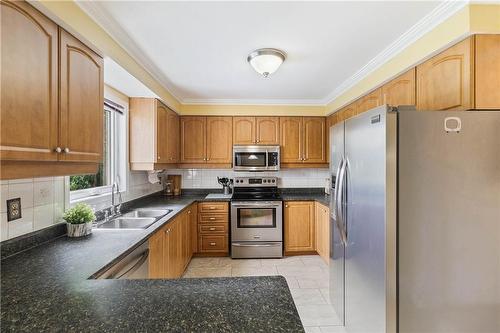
{"left": 59, "top": 28, "right": 103, "bottom": 162}
{"left": 233, "top": 116, "right": 279, "bottom": 145}
{"left": 156, "top": 103, "right": 169, "bottom": 163}
{"left": 180, "top": 117, "right": 206, "bottom": 163}
{"left": 1, "top": 0, "right": 59, "bottom": 162}
{"left": 284, "top": 201, "right": 315, "bottom": 252}
{"left": 166, "top": 108, "right": 180, "bottom": 163}
{"left": 129, "top": 98, "right": 179, "bottom": 170}
{"left": 382, "top": 68, "right": 416, "bottom": 107}
{"left": 280, "top": 117, "right": 302, "bottom": 163}
{"left": 475, "top": 34, "right": 500, "bottom": 109}
{"left": 233, "top": 117, "right": 255, "bottom": 144}
{"left": 206, "top": 117, "right": 232, "bottom": 163}
{"left": 256, "top": 117, "right": 280, "bottom": 145}
{"left": 303, "top": 117, "right": 326, "bottom": 163}
{"left": 357, "top": 88, "right": 382, "bottom": 114}
{"left": 417, "top": 37, "right": 474, "bottom": 111}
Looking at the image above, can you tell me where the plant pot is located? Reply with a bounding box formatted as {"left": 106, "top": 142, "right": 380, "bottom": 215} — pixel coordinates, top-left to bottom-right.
{"left": 66, "top": 221, "right": 93, "bottom": 238}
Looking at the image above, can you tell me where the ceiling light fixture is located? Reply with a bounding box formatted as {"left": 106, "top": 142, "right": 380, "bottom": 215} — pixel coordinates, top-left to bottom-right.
{"left": 247, "top": 48, "right": 286, "bottom": 78}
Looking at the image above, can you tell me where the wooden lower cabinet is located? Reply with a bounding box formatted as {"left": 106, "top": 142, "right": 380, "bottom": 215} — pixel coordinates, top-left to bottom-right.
{"left": 148, "top": 229, "right": 165, "bottom": 279}
{"left": 188, "top": 204, "right": 198, "bottom": 256}
{"left": 284, "top": 201, "right": 315, "bottom": 253}
{"left": 197, "top": 201, "right": 229, "bottom": 255}
{"left": 315, "top": 203, "right": 330, "bottom": 264}
{"left": 147, "top": 206, "right": 195, "bottom": 279}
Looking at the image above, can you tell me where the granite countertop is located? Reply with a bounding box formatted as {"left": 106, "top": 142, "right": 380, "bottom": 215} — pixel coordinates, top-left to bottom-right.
{"left": 281, "top": 192, "right": 330, "bottom": 206}
{"left": 1, "top": 190, "right": 331, "bottom": 332}
{"left": 1, "top": 193, "right": 304, "bottom": 332}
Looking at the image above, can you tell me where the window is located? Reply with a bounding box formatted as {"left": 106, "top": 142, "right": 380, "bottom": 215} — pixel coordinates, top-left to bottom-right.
{"left": 70, "top": 99, "right": 125, "bottom": 201}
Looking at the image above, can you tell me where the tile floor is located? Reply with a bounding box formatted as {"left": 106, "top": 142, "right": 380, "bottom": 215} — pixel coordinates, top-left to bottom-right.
{"left": 182, "top": 255, "right": 346, "bottom": 333}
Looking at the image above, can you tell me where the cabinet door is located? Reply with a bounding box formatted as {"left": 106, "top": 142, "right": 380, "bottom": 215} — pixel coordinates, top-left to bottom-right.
{"left": 416, "top": 37, "right": 473, "bottom": 111}
{"left": 340, "top": 103, "right": 356, "bottom": 120}
{"left": 189, "top": 204, "right": 198, "bottom": 256}
{"left": 166, "top": 219, "right": 181, "bottom": 278}
{"left": 166, "top": 108, "right": 179, "bottom": 163}
{"left": 59, "top": 28, "right": 103, "bottom": 162}
{"left": 284, "top": 201, "right": 315, "bottom": 252}
{"left": 303, "top": 117, "right": 326, "bottom": 163}
{"left": 315, "top": 203, "right": 330, "bottom": 264}
{"left": 206, "top": 117, "right": 232, "bottom": 164}
{"left": 156, "top": 103, "right": 169, "bottom": 163}
{"left": 1, "top": 1, "right": 58, "bottom": 161}
{"left": 475, "top": 34, "right": 500, "bottom": 109}
{"left": 357, "top": 88, "right": 382, "bottom": 114}
{"left": 382, "top": 68, "right": 416, "bottom": 107}
{"left": 180, "top": 117, "right": 206, "bottom": 163}
{"left": 233, "top": 117, "right": 255, "bottom": 145}
{"left": 280, "top": 117, "right": 303, "bottom": 163}
{"left": 149, "top": 230, "right": 164, "bottom": 278}
{"left": 256, "top": 117, "right": 280, "bottom": 145}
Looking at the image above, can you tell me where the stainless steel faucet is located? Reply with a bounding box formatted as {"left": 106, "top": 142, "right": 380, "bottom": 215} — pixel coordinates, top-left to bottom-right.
{"left": 110, "top": 182, "right": 122, "bottom": 216}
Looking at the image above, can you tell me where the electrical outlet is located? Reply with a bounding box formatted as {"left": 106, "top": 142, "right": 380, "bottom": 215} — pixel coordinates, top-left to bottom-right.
{"left": 7, "top": 198, "right": 22, "bottom": 221}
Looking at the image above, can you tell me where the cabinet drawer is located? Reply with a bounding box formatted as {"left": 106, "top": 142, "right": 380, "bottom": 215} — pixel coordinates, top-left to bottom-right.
{"left": 198, "top": 224, "right": 227, "bottom": 234}
{"left": 199, "top": 202, "right": 228, "bottom": 213}
{"left": 198, "top": 213, "right": 228, "bottom": 224}
{"left": 199, "top": 235, "right": 228, "bottom": 252}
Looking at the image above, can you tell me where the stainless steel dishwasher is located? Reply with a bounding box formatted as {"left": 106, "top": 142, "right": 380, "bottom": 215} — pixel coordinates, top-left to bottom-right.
{"left": 97, "top": 241, "right": 149, "bottom": 279}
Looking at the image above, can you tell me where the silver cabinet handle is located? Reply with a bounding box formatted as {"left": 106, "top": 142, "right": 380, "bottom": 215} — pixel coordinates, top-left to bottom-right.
{"left": 209, "top": 227, "right": 216, "bottom": 231}
{"left": 54, "top": 147, "right": 62, "bottom": 153}
{"left": 209, "top": 242, "right": 216, "bottom": 246}
{"left": 209, "top": 217, "right": 216, "bottom": 220}
{"left": 64, "top": 147, "right": 70, "bottom": 153}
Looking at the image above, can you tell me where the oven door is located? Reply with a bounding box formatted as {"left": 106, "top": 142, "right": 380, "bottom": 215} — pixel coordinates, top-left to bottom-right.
{"left": 231, "top": 201, "right": 283, "bottom": 241}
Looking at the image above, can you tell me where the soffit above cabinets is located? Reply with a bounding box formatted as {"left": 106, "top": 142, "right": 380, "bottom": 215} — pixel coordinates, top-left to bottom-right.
{"left": 79, "top": 1, "right": 457, "bottom": 106}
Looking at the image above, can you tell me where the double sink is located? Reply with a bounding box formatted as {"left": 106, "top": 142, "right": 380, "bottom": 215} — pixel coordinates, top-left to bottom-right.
{"left": 96, "top": 209, "right": 173, "bottom": 230}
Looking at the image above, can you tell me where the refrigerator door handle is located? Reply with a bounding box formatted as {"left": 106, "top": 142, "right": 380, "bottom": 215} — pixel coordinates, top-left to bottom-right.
{"left": 333, "top": 158, "right": 344, "bottom": 219}
{"left": 337, "top": 158, "right": 348, "bottom": 245}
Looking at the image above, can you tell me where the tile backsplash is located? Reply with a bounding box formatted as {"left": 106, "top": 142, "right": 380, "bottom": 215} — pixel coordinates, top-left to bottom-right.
{"left": 164, "top": 168, "right": 330, "bottom": 189}
{"left": 0, "top": 171, "right": 162, "bottom": 242}
{"left": 1, "top": 177, "right": 65, "bottom": 242}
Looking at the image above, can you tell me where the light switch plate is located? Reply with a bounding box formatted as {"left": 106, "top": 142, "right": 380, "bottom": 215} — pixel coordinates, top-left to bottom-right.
{"left": 7, "top": 198, "right": 22, "bottom": 221}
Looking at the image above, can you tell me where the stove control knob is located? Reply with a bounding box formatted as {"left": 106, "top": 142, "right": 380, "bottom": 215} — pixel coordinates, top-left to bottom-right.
{"left": 272, "top": 179, "right": 276, "bottom": 183}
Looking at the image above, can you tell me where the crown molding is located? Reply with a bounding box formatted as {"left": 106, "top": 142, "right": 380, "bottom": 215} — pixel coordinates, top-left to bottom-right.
{"left": 182, "top": 98, "right": 326, "bottom": 106}
{"left": 322, "top": 0, "right": 469, "bottom": 106}
{"left": 78, "top": 0, "right": 469, "bottom": 108}
{"left": 76, "top": 1, "right": 183, "bottom": 104}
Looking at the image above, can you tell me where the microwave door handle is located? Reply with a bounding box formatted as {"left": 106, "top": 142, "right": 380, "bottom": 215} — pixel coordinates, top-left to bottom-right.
{"left": 265, "top": 149, "right": 269, "bottom": 170}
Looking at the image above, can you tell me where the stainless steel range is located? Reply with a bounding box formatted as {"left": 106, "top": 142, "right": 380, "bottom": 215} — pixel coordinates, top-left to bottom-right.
{"left": 231, "top": 177, "right": 283, "bottom": 258}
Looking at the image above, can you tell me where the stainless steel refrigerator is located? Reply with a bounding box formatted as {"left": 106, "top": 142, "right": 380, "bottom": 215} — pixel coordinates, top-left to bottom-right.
{"left": 329, "top": 105, "right": 500, "bottom": 333}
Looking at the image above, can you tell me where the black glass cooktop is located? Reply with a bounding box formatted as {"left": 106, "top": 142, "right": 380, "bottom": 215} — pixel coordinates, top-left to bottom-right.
{"left": 231, "top": 187, "right": 282, "bottom": 201}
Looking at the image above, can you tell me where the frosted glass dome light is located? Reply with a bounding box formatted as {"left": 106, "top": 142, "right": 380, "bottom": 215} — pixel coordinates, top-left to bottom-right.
{"left": 247, "top": 48, "right": 286, "bottom": 78}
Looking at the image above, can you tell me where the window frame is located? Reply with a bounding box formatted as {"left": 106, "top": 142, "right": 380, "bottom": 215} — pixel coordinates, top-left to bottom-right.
{"left": 69, "top": 98, "right": 126, "bottom": 202}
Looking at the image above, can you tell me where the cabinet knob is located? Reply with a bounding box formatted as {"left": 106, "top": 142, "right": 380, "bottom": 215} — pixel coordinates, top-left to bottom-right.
{"left": 64, "top": 147, "right": 70, "bottom": 153}
{"left": 209, "top": 207, "right": 215, "bottom": 210}
{"left": 209, "top": 217, "right": 216, "bottom": 220}
{"left": 256, "top": 139, "right": 260, "bottom": 143}
{"left": 54, "top": 147, "right": 62, "bottom": 153}
{"left": 285, "top": 204, "right": 289, "bottom": 208}
{"left": 207, "top": 157, "right": 210, "bottom": 161}
{"left": 209, "top": 227, "right": 216, "bottom": 231}
{"left": 209, "top": 242, "right": 216, "bottom": 246}
{"left": 158, "top": 156, "right": 161, "bottom": 160}
{"left": 188, "top": 210, "right": 191, "bottom": 214}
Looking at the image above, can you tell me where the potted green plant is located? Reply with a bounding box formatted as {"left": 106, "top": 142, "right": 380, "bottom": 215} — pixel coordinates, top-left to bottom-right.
{"left": 63, "top": 203, "right": 96, "bottom": 238}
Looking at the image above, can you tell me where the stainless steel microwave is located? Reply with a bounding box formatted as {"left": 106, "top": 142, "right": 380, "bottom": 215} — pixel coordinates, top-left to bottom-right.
{"left": 233, "top": 145, "right": 280, "bottom": 171}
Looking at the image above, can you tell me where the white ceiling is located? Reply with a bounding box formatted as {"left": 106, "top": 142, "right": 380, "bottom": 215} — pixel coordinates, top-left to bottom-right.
{"left": 80, "top": 1, "right": 453, "bottom": 105}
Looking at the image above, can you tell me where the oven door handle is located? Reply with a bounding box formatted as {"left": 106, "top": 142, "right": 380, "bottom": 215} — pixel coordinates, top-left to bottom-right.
{"left": 232, "top": 243, "right": 277, "bottom": 247}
